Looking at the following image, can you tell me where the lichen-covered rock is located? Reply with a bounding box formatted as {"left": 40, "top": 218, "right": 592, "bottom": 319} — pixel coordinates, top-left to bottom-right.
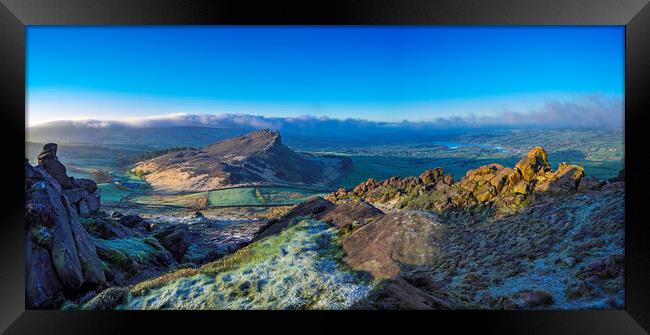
{"left": 36, "top": 143, "right": 101, "bottom": 218}
{"left": 475, "top": 184, "right": 497, "bottom": 202}
{"left": 535, "top": 164, "right": 584, "bottom": 193}
{"left": 25, "top": 231, "right": 64, "bottom": 309}
{"left": 154, "top": 226, "right": 189, "bottom": 262}
{"left": 63, "top": 188, "right": 88, "bottom": 204}
{"left": 419, "top": 168, "right": 445, "bottom": 184}
{"left": 255, "top": 196, "right": 336, "bottom": 240}
{"left": 82, "top": 287, "right": 129, "bottom": 310}
{"left": 512, "top": 180, "right": 530, "bottom": 194}
{"left": 47, "top": 188, "right": 84, "bottom": 290}
{"left": 25, "top": 157, "right": 107, "bottom": 308}
{"left": 327, "top": 147, "right": 588, "bottom": 216}
{"left": 119, "top": 214, "right": 144, "bottom": 228}
{"left": 68, "top": 209, "right": 107, "bottom": 286}
{"left": 319, "top": 200, "right": 383, "bottom": 229}
{"left": 514, "top": 146, "right": 551, "bottom": 182}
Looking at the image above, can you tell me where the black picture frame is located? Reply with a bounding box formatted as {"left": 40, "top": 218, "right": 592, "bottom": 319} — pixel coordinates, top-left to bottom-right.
{"left": 2, "top": 0, "right": 649, "bottom": 333}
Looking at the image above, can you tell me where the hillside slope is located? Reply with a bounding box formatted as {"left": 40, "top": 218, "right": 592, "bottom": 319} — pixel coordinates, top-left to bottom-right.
{"left": 132, "top": 129, "right": 340, "bottom": 192}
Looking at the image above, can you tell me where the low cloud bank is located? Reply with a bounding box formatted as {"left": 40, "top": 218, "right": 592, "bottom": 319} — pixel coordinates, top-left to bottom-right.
{"left": 433, "top": 94, "right": 623, "bottom": 129}
{"left": 33, "top": 95, "right": 623, "bottom": 133}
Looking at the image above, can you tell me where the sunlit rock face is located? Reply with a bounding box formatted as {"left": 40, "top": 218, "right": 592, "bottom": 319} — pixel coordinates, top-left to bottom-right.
{"left": 327, "top": 147, "right": 601, "bottom": 216}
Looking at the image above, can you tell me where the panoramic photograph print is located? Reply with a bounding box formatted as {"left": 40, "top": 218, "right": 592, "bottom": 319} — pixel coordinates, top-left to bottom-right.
{"left": 25, "top": 26, "right": 624, "bottom": 310}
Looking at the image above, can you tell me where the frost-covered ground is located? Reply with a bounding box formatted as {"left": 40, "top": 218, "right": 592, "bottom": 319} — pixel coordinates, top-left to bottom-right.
{"left": 120, "top": 219, "right": 376, "bottom": 310}
{"left": 400, "top": 184, "right": 625, "bottom": 309}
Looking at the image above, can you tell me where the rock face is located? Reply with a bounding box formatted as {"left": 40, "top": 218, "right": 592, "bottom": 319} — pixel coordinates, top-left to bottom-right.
{"left": 131, "top": 129, "right": 330, "bottom": 192}
{"left": 25, "top": 158, "right": 106, "bottom": 309}
{"left": 328, "top": 147, "right": 600, "bottom": 216}
{"left": 37, "top": 143, "right": 101, "bottom": 218}
{"left": 342, "top": 211, "right": 447, "bottom": 279}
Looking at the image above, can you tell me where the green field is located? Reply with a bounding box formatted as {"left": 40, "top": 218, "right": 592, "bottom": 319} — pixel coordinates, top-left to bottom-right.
{"left": 98, "top": 183, "right": 139, "bottom": 203}
{"left": 207, "top": 187, "right": 322, "bottom": 206}
{"left": 130, "top": 186, "right": 323, "bottom": 208}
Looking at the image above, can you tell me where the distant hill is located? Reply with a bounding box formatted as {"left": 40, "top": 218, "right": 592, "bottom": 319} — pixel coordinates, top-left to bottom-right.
{"left": 27, "top": 123, "right": 254, "bottom": 150}
{"left": 131, "top": 129, "right": 344, "bottom": 192}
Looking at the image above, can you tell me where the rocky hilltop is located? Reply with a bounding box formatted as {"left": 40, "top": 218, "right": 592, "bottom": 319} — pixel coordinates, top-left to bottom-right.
{"left": 131, "top": 129, "right": 342, "bottom": 192}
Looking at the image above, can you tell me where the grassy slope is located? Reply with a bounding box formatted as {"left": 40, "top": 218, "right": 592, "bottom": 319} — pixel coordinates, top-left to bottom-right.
{"left": 118, "top": 219, "right": 375, "bottom": 310}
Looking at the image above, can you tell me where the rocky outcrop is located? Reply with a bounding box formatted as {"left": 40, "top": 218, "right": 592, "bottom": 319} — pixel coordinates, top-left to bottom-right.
{"left": 25, "top": 159, "right": 107, "bottom": 309}
{"left": 328, "top": 147, "right": 600, "bottom": 216}
{"left": 153, "top": 226, "right": 189, "bottom": 262}
{"left": 26, "top": 145, "right": 177, "bottom": 308}
{"left": 326, "top": 167, "right": 454, "bottom": 211}
{"left": 37, "top": 143, "right": 100, "bottom": 218}
{"left": 131, "top": 129, "right": 334, "bottom": 192}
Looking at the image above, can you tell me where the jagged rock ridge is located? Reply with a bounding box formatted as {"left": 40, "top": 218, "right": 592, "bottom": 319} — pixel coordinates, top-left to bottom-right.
{"left": 328, "top": 146, "right": 604, "bottom": 215}
{"left": 131, "top": 129, "right": 333, "bottom": 192}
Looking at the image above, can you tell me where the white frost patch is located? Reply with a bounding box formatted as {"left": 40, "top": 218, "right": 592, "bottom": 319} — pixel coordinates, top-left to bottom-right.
{"left": 125, "top": 219, "right": 376, "bottom": 310}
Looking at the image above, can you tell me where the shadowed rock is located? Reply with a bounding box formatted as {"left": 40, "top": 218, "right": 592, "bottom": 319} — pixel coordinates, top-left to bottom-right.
{"left": 38, "top": 143, "right": 76, "bottom": 189}
{"left": 25, "top": 159, "right": 106, "bottom": 308}
{"left": 25, "top": 230, "right": 64, "bottom": 309}
{"left": 319, "top": 200, "right": 383, "bottom": 228}
{"left": 36, "top": 143, "right": 101, "bottom": 218}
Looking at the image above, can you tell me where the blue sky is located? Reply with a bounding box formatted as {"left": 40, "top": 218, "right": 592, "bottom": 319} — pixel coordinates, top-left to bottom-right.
{"left": 27, "top": 26, "right": 624, "bottom": 126}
